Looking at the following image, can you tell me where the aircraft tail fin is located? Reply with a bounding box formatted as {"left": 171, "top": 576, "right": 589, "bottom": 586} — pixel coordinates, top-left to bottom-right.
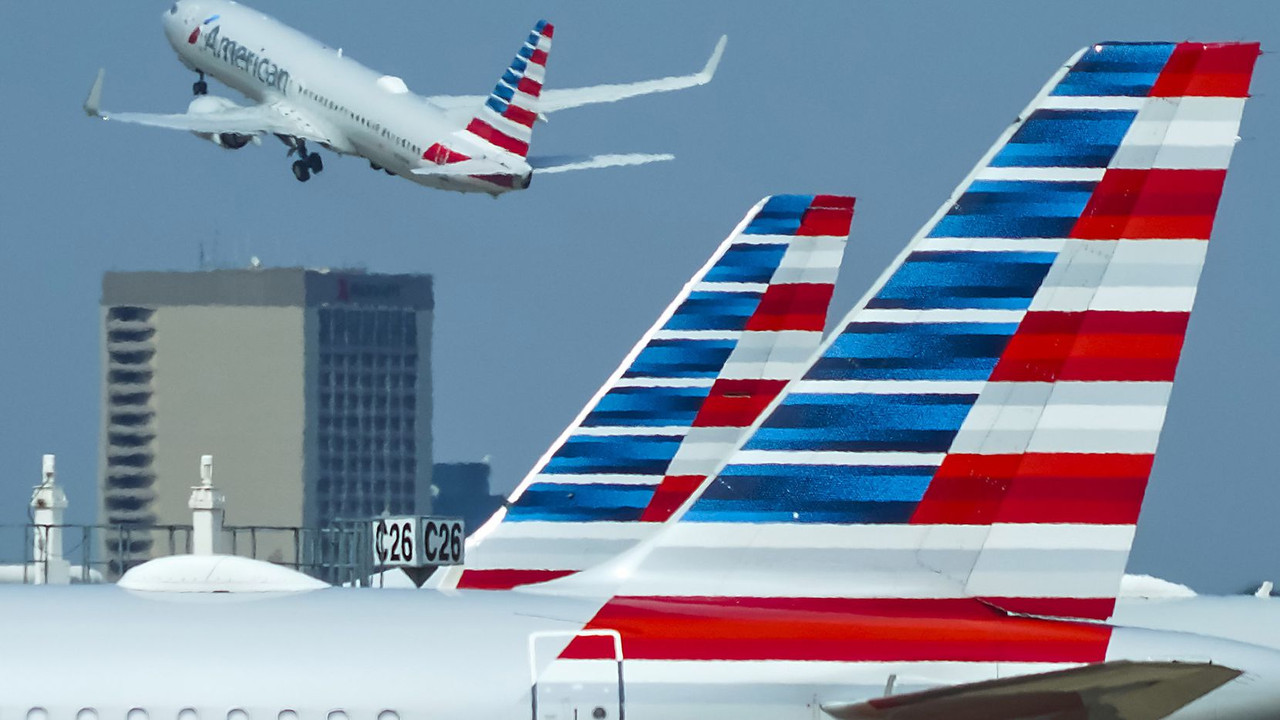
{"left": 461, "top": 20, "right": 552, "bottom": 158}
{"left": 555, "top": 43, "right": 1260, "bottom": 632}
{"left": 437, "top": 195, "right": 855, "bottom": 590}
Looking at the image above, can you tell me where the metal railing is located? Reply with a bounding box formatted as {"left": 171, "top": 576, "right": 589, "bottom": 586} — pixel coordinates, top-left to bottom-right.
{"left": 0, "top": 522, "right": 374, "bottom": 586}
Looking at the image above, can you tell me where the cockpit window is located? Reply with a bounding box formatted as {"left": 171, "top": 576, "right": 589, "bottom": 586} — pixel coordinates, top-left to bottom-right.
{"left": 169, "top": 4, "right": 178, "bottom": 14}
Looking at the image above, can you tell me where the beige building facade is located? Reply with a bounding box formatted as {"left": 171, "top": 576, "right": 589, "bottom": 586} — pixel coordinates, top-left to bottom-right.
{"left": 100, "top": 268, "right": 433, "bottom": 569}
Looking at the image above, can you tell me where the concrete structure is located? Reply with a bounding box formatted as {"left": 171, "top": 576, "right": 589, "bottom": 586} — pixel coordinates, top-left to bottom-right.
{"left": 432, "top": 461, "right": 504, "bottom": 536}
{"left": 100, "top": 267, "right": 433, "bottom": 570}
{"left": 189, "top": 455, "right": 225, "bottom": 555}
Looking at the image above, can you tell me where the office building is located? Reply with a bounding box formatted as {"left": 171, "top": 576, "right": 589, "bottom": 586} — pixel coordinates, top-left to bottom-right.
{"left": 432, "top": 461, "right": 505, "bottom": 535}
{"left": 100, "top": 267, "right": 433, "bottom": 569}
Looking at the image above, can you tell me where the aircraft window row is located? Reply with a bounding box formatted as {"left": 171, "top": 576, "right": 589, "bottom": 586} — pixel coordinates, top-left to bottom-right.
{"left": 30, "top": 710, "right": 400, "bottom": 720}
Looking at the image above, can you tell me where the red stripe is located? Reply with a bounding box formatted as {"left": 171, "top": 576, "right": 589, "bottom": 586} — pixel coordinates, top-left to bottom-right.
{"left": 540, "top": 23, "right": 554, "bottom": 39}
{"left": 422, "top": 142, "right": 471, "bottom": 164}
{"left": 530, "top": 49, "right": 549, "bottom": 66}
{"left": 981, "top": 597, "right": 1117, "bottom": 621}
{"left": 912, "top": 454, "right": 1154, "bottom": 526}
{"left": 1071, "top": 169, "right": 1227, "bottom": 240}
{"left": 744, "top": 283, "right": 834, "bottom": 332}
{"left": 692, "top": 378, "right": 788, "bottom": 428}
{"left": 1150, "top": 42, "right": 1260, "bottom": 98}
{"left": 457, "top": 568, "right": 575, "bottom": 590}
{"left": 797, "top": 207, "right": 854, "bottom": 237}
{"left": 465, "top": 119, "right": 529, "bottom": 156}
{"left": 990, "top": 311, "right": 1190, "bottom": 382}
{"left": 639, "top": 475, "right": 704, "bottom": 523}
{"left": 562, "top": 596, "right": 1111, "bottom": 663}
{"left": 813, "top": 194, "right": 856, "bottom": 211}
{"left": 503, "top": 104, "right": 538, "bottom": 128}
{"left": 516, "top": 77, "right": 543, "bottom": 97}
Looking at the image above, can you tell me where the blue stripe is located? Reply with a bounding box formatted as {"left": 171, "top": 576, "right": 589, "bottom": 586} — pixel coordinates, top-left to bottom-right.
{"left": 485, "top": 97, "right": 509, "bottom": 114}
{"left": 581, "top": 385, "right": 712, "bottom": 428}
{"left": 527, "top": 33, "right": 541, "bottom": 46}
{"left": 535, "top": 20, "right": 549, "bottom": 32}
{"left": 929, "top": 180, "right": 1096, "bottom": 239}
{"left": 664, "top": 291, "right": 763, "bottom": 331}
{"left": 510, "top": 57, "right": 529, "bottom": 74}
{"left": 992, "top": 109, "right": 1137, "bottom": 168}
{"left": 685, "top": 464, "right": 936, "bottom": 523}
{"left": 703, "top": 244, "right": 788, "bottom": 284}
{"left": 743, "top": 194, "right": 814, "bottom": 235}
{"left": 507, "top": 483, "right": 657, "bottom": 522}
{"left": 544, "top": 435, "right": 682, "bottom": 475}
{"left": 493, "top": 83, "right": 516, "bottom": 102}
{"left": 624, "top": 338, "right": 737, "bottom": 379}
{"left": 805, "top": 321, "right": 1019, "bottom": 381}
{"left": 518, "top": 45, "right": 534, "bottom": 60}
{"left": 868, "top": 251, "right": 1057, "bottom": 310}
{"left": 744, "top": 393, "right": 978, "bottom": 453}
{"left": 1052, "top": 42, "right": 1174, "bottom": 97}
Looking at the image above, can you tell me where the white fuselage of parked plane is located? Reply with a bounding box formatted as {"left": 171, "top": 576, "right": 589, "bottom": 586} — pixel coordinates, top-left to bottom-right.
{"left": 162, "top": 1, "right": 517, "bottom": 193}
{"left": 6, "top": 585, "right": 1280, "bottom": 720}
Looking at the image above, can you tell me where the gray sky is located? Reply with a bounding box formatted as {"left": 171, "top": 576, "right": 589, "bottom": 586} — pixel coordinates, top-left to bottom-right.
{"left": 0, "top": 1, "right": 1277, "bottom": 593}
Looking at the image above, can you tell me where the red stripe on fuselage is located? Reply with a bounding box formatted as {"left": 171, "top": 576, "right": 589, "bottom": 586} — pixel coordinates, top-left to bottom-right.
{"left": 561, "top": 596, "right": 1112, "bottom": 662}
{"left": 457, "top": 568, "right": 576, "bottom": 589}
{"left": 990, "top": 311, "right": 1190, "bottom": 382}
{"left": 1150, "top": 42, "right": 1260, "bottom": 98}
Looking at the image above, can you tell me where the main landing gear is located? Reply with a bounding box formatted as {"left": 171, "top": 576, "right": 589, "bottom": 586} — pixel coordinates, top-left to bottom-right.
{"left": 193, "top": 71, "right": 208, "bottom": 96}
{"left": 289, "top": 139, "right": 324, "bottom": 183}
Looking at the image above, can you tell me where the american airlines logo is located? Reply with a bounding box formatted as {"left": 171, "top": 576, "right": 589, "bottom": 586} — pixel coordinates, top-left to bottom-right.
{"left": 199, "top": 25, "right": 291, "bottom": 93}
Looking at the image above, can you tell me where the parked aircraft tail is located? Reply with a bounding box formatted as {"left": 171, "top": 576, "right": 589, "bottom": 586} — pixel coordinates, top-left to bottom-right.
{"left": 436, "top": 194, "right": 855, "bottom": 589}
{"left": 554, "top": 42, "right": 1261, "bottom": 641}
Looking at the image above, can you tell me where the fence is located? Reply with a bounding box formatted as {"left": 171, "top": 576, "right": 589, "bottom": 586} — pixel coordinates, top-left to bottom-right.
{"left": 0, "top": 522, "right": 375, "bottom": 586}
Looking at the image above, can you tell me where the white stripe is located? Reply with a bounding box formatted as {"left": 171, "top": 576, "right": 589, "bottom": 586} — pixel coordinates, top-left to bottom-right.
{"left": 916, "top": 238, "right": 1066, "bottom": 252}
{"left": 853, "top": 309, "right": 1026, "bottom": 324}
{"left": 730, "top": 450, "right": 946, "bottom": 466}
{"left": 651, "top": 330, "right": 740, "bottom": 340}
{"left": 978, "top": 524, "right": 1135, "bottom": 551}
{"left": 693, "top": 282, "right": 769, "bottom": 293}
{"left": 611, "top": 377, "right": 716, "bottom": 388}
{"left": 528, "top": 473, "right": 660, "bottom": 487}
{"left": 976, "top": 167, "right": 1106, "bottom": 182}
{"left": 571, "top": 426, "right": 690, "bottom": 437}
{"left": 1040, "top": 96, "right": 1147, "bottom": 110}
{"left": 787, "top": 379, "right": 985, "bottom": 395}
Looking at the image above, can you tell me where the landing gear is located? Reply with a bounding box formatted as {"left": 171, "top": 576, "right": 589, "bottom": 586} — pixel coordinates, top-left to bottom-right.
{"left": 193, "top": 71, "right": 208, "bottom": 96}
{"left": 287, "top": 138, "right": 324, "bottom": 183}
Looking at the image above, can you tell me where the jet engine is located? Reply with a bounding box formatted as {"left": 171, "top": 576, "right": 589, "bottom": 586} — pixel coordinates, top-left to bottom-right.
{"left": 186, "top": 95, "right": 260, "bottom": 150}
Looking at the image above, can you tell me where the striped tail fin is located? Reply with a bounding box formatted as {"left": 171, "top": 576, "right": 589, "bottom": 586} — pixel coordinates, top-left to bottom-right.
{"left": 437, "top": 195, "right": 854, "bottom": 590}
{"left": 463, "top": 20, "right": 552, "bottom": 158}
{"left": 566, "top": 42, "right": 1260, "bottom": 630}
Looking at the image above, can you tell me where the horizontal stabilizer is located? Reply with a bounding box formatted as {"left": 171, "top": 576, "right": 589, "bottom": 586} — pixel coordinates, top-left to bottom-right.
{"left": 529, "top": 153, "right": 674, "bottom": 174}
{"left": 820, "top": 661, "right": 1240, "bottom": 720}
{"left": 539, "top": 35, "right": 726, "bottom": 113}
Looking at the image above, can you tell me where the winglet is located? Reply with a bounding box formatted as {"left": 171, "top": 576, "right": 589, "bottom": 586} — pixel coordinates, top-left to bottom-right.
{"left": 700, "top": 36, "right": 728, "bottom": 82}
{"left": 84, "top": 68, "right": 105, "bottom": 118}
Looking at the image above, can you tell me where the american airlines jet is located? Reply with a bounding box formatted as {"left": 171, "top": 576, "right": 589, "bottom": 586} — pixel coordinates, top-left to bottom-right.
{"left": 83, "top": 0, "right": 726, "bottom": 194}
{"left": 13, "top": 40, "right": 1278, "bottom": 720}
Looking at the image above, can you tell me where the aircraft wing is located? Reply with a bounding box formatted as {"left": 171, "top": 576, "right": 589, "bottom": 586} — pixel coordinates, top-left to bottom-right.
{"left": 425, "top": 35, "right": 725, "bottom": 119}
{"left": 83, "top": 69, "right": 342, "bottom": 148}
{"left": 820, "top": 661, "right": 1241, "bottom": 720}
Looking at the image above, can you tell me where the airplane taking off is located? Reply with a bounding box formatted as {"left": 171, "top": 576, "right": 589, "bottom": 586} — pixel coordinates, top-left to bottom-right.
{"left": 83, "top": 0, "right": 726, "bottom": 194}
{"left": 12, "top": 40, "right": 1275, "bottom": 720}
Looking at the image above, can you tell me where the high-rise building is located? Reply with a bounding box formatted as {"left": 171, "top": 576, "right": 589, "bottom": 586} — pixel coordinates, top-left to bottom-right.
{"left": 432, "top": 461, "right": 505, "bottom": 536}
{"left": 100, "top": 268, "right": 433, "bottom": 568}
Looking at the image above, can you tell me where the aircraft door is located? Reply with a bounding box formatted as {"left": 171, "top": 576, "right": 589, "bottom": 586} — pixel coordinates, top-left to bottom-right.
{"left": 528, "top": 629, "right": 624, "bottom": 720}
